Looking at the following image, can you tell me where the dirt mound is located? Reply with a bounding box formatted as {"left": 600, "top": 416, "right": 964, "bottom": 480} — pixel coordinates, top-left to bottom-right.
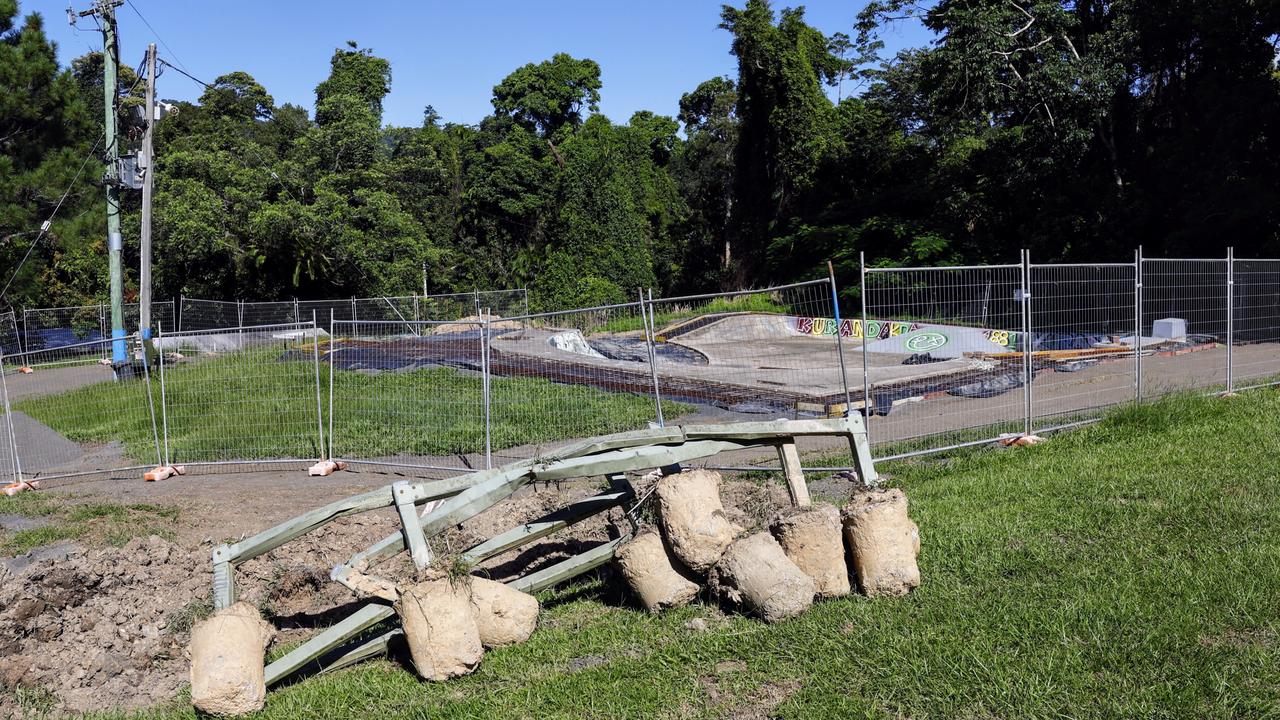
{"left": 0, "top": 535, "right": 208, "bottom": 714}
{"left": 0, "top": 512, "right": 401, "bottom": 716}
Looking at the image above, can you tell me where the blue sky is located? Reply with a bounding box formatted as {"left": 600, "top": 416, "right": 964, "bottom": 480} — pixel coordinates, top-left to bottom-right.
{"left": 27, "top": 0, "right": 932, "bottom": 128}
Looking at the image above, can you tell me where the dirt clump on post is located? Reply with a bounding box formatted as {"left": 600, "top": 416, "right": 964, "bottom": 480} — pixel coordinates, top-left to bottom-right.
{"left": 189, "top": 601, "right": 276, "bottom": 716}
{"left": 655, "top": 469, "right": 743, "bottom": 573}
{"left": 395, "top": 570, "right": 484, "bottom": 681}
{"left": 842, "top": 489, "right": 921, "bottom": 598}
{"left": 614, "top": 527, "right": 702, "bottom": 612}
{"left": 770, "top": 504, "right": 851, "bottom": 598}
{"left": 709, "top": 532, "right": 815, "bottom": 623}
{"left": 468, "top": 576, "right": 539, "bottom": 648}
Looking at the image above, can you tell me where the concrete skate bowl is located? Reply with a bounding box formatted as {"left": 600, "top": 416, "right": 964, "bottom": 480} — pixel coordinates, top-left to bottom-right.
{"left": 331, "top": 319, "right": 854, "bottom": 417}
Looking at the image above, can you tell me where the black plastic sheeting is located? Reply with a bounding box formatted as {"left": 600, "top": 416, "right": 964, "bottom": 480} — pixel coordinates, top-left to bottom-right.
{"left": 588, "top": 337, "right": 708, "bottom": 365}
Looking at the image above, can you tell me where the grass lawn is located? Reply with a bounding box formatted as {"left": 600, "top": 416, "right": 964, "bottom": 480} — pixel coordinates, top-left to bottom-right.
{"left": 16, "top": 349, "right": 688, "bottom": 463}
{"left": 77, "top": 390, "right": 1280, "bottom": 719}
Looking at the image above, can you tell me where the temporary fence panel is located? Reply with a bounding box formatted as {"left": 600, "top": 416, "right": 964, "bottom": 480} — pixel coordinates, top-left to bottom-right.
{"left": 22, "top": 304, "right": 106, "bottom": 351}
{"left": 1140, "top": 258, "right": 1229, "bottom": 395}
{"left": 298, "top": 300, "right": 356, "bottom": 331}
{"left": 329, "top": 319, "right": 487, "bottom": 471}
{"left": 123, "top": 301, "right": 176, "bottom": 336}
{"left": 0, "top": 354, "right": 19, "bottom": 484}
{"left": 0, "top": 311, "right": 21, "bottom": 355}
{"left": 180, "top": 298, "right": 239, "bottom": 331}
{"left": 476, "top": 289, "right": 529, "bottom": 319}
{"left": 2, "top": 336, "right": 162, "bottom": 480}
{"left": 488, "top": 302, "right": 663, "bottom": 466}
{"left": 156, "top": 323, "right": 324, "bottom": 467}
{"left": 862, "top": 265, "right": 1026, "bottom": 455}
{"left": 238, "top": 301, "right": 299, "bottom": 328}
{"left": 1029, "top": 263, "right": 1138, "bottom": 429}
{"left": 1229, "top": 258, "right": 1280, "bottom": 389}
{"left": 644, "top": 280, "right": 851, "bottom": 470}
{"left": 415, "top": 290, "right": 528, "bottom": 321}
{"left": 417, "top": 292, "right": 482, "bottom": 321}
{"left": 352, "top": 297, "right": 418, "bottom": 330}
{"left": 22, "top": 302, "right": 175, "bottom": 351}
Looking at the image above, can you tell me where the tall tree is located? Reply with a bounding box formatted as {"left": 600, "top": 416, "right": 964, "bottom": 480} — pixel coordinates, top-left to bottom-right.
{"left": 719, "top": 0, "right": 849, "bottom": 284}
{"left": 0, "top": 1, "right": 98, "bottom": 309}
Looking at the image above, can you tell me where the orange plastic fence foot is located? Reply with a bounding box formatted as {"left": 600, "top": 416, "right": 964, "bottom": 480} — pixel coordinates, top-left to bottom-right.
{"left": 2, "top": 479, "right": 40, "bottom": 496}
{"left": 144, "top": 465, "right": 187, "bottom": 482}
{"left": 17, "top": 366, "right": 32, "bottom": 374}
{"left": 999, "top": 434, "right": 1046, "bottom": 447}
{"left": 308, "top": 460, "right": 347, "bottom": 477}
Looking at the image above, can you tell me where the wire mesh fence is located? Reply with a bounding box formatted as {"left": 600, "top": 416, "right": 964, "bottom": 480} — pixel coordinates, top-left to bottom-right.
{"left": 488, "top": 302, "right": 666, "bottom": 465}
{"left": 328, "top": 319, "right": 488, "bottom": 472}
{"left": 4, "top": 256, "right": 1280, "bottom": 483}
{"left": 646, "top": 280, "right": 844, "bottom": 416}
{"left": 156, "top": 322, "right": 324, "bottom": 468}
{"left": 179, "top": 298, "right": 240, "bottom": 331}
{"left": 1029, "top": 262, "right": 1138, "bottom": 429}
{"left": 0, "top": 311, "right": 21, "bottom": 355}
{"left": 1231, "top": 257, "right": 1280, "bottom": 389}
{"left": 1, "top": 335, "right": 162, "bottom": 480}
{"left": 21, "top": 301, "right": 175, "bottom": 351}
{"left": 1140, "top": 258, "right": 1229, "bottom": 396}
{"left": 862, "top": 264, "right": 1027, "bottom": 455}
{"left": 0, "top": 354, "right": 21, "bottom": 484}
{"left": 352, "top": 296, "right": 418, "bottom": 328}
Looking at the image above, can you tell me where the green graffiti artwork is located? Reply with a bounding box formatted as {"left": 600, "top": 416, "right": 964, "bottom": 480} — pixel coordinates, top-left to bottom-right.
{"left": 904, "top": 331, "right": 948, "bottom": 352}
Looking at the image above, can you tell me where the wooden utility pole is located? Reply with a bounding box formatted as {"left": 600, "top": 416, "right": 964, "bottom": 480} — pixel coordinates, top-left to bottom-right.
{"left": 139, "top": 43, "right": 157, "bottom": 339}
{"left": 75, "top": 0, "right": 127, "bottom": 368}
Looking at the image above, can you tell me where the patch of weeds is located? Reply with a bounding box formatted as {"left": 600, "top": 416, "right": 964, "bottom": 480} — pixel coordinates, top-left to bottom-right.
{"left": 12, "top": 685, "right": 59, "bottom": 713}
{"left": 1, "top": 524, "right": 86, "bottom": 555}
{"left": 0, "top": 500, "right": 180, "bottom": 556}
{"left": 167, "top": 597, "right": 214, "bottom": 636}
{"left": 0, "top": 490, "right": 62, "bottom": 517}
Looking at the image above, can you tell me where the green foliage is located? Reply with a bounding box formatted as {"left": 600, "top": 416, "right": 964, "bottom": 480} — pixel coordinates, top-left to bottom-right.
{"left": 0, "top": 2, "right": 98, "bottom": 309}
{"left": 597, "top": 291, "right": 788, "bottom": 334}
{"left": 492, "top": 53, "right": 602, "bottom": 138}
{"left": 3, "top": 0, "right": 1279, "bottom": 317}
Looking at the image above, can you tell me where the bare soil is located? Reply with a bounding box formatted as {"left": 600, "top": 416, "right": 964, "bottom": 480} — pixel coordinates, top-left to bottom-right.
{"left": 0, "top": 464, "right": 858, "bottom": 716}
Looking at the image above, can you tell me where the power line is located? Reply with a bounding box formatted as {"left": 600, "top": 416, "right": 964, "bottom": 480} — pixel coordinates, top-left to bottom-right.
{"left": 0, "top": 136, "right": 105, "bottom": 303}
{"left": 156, "top": 58, "right": 208, "bottom": 89}
{"left": 124, "top": 0, "right": 192, "bottom": 77}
